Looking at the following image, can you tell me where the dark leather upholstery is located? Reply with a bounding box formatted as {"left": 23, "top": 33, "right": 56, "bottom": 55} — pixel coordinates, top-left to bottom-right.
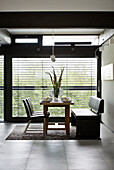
{"left": 26, "top": 97, "right": 46, "bottom": 116}
{"left": 71, "top": 96, "right": 104, "bottom": 139}
{"left": 89, "top": 96, "right": 104, "bottom": 114}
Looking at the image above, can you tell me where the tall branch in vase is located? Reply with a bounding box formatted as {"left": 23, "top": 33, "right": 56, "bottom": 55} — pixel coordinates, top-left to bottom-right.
{"left": 45, "top": 66, "right": 64, "bottom": 98}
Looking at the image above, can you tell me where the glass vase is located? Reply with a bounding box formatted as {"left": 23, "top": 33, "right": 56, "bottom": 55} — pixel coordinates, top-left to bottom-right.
{"left": 54, "top": 87, "right": 59, "bottom": 98}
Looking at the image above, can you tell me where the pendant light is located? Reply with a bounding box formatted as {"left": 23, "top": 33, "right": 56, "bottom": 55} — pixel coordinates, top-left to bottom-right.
{"left": 50, "top": 33, "right": 56, "bottom": 62}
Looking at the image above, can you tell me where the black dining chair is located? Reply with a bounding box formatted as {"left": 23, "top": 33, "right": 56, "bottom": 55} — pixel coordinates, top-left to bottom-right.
{"left": 26, "top": 97, "right": 43, "bottom": 115}
{"left": 23, "top": 98, "right": 50, "bottom": 135}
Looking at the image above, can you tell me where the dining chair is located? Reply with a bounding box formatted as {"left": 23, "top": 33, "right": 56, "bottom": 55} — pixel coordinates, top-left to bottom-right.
{"left": 23, "top": 98, "right": 50, "bottom": 135}
{"left": 26, "top": 97, "right": 43, "bottom": 115}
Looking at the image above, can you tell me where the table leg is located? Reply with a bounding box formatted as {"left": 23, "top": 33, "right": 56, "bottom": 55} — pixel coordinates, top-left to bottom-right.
{"left": 43, "top": 105, "right": 48, "bottom": 135}
{"left": 65, "top": 105, "right": 70, "bottom": 135}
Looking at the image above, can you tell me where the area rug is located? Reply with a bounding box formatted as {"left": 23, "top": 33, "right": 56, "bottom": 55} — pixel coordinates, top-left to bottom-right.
{"left": 6, "top": 124, "right": 77, "bottom": 140}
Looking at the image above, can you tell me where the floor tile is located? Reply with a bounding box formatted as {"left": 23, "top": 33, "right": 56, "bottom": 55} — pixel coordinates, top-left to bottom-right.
{"left": 0, "top": 123, "right": 114, "bottom": 170}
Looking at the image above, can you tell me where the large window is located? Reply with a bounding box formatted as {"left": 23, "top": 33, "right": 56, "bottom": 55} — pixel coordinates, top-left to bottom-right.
{"left": 12, "top": 58, "right": 97, "bottom": 117}
{"left": 0, "top": 56, "right": 4, "bottom": 120}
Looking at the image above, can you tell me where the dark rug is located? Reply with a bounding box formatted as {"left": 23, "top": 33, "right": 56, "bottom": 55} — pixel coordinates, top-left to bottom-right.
{"left": 6, "top": 125, "right": 77, "bottom": 140}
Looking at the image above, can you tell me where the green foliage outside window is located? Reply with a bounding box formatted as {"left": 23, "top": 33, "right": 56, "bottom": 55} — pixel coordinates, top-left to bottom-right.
{"left": 12, "top": 58, "right": 97, "bottom": 117}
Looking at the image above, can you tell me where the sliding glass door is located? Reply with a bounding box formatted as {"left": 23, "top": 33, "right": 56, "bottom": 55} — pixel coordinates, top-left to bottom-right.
{"left": 12, "top": 57, "right": 97, "bottom": 118}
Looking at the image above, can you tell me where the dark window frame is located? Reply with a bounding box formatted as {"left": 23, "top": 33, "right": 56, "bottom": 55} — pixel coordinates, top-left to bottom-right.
{"left": 3, "top": 44, "right": 101, "bottom": 122}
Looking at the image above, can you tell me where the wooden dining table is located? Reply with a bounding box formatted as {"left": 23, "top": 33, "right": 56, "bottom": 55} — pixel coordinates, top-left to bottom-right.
{"left": 40, "top": 99, "right": 74, "bottom": 135}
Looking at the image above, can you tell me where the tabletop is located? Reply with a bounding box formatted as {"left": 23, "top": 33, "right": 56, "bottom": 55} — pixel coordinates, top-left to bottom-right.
{"left": 40, "top": 99, "right": 74, "bottom": 106}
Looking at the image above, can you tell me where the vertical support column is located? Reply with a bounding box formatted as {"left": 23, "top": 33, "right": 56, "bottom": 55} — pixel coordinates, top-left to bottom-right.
{"left": 97, "top": 51, "right": 102, "bottom": 121}
{"left": 4, "top": 55, "right": 12, "bottom": 121}
{"left": 97, "top": 50, "right": 101, "bottom": 98}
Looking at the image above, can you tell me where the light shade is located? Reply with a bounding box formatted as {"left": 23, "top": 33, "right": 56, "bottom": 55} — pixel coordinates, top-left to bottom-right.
{"left": 50, "top": 54, "right": 56, "bottom": 62}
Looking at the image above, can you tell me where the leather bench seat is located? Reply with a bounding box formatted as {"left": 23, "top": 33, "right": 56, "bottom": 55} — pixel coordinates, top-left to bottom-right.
{"left": 71, "top": 96, "right": 104, "bottom": 139}
{"left": 72, "top": 109, "right": 98, "bottom": 120}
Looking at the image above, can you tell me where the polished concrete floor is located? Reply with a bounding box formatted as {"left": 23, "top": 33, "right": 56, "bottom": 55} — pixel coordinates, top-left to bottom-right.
{"left": 0, "top": 122, "right": 114, "bottom": 170}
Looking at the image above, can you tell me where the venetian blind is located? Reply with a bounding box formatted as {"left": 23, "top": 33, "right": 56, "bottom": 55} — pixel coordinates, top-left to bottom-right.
{"left": 12, "top": 58, "right": 97, "bottom": 117}
{"left": 12, "top": 58, "right": 97, "bottom": 88}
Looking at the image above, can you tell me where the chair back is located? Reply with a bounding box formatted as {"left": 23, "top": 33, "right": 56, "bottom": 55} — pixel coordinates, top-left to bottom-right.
{"left": 89, "top": 96, "right": 104, "bottom": 114}
{"left": 26, "top": 97, "right": 34, "bottom": 115}
{"left": 23, "top": 99, "right": 31, "bottom": 118}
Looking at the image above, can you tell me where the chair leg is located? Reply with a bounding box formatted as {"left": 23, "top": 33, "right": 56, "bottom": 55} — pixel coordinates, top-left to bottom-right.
{"left": 24, "top": 120, "right": 31, "bottom": 134}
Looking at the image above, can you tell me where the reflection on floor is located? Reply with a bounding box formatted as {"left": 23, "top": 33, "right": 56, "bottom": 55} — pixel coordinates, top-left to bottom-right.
{"left": 0, "top": 122, "right": 114, "bottom": 170}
